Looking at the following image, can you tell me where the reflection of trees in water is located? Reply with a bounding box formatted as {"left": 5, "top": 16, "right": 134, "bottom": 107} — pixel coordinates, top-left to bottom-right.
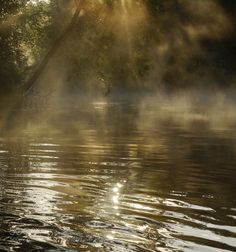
{"left": 0, "top": 138, "right": 30, "bottom": 246}
{"left": 7, "top": 103, "right": 236, "bottom": 200}
{"left": 55, "top": 104, "right": 236, "bottom": 211}
{"left": 0, "top": 138, "right": 30, "bottom": 197}
{"left": 1, "top": 103, "right": 236, "bottom": 249}
{"left": 136, "top": 109, "right": 236, "bottom": 210}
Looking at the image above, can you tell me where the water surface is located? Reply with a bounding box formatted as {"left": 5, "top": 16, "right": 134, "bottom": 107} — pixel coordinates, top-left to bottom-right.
{"left": 0, "top": 102, "right": 236, "bottom": 251}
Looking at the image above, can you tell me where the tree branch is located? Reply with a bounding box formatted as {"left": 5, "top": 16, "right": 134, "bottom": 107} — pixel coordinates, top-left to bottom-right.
{"left": 24, "top": 0, "right": 85, "bottom": 95}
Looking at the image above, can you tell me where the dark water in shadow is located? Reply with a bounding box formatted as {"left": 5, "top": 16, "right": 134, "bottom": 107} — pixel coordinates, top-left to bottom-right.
{"left": 0, "top": 102, "right": 236, "bottom": 251}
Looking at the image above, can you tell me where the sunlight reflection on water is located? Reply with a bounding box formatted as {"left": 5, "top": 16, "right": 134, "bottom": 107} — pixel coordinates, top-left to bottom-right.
{"left": 0, "top": 102, "right": 236, "bottom": 251}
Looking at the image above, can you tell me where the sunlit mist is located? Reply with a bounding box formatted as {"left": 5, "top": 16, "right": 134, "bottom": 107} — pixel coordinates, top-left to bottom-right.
{"left": 0, "top": 0, "right": 236, "bottom": 251}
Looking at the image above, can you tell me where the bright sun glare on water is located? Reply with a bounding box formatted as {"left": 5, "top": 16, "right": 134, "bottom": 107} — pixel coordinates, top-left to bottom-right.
{"left": 1, "top": 0, "right": 236, "bottom": 251}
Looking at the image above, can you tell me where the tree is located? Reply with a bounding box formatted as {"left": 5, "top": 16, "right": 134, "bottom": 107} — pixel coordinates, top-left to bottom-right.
{"left": 0, "top": 1, "right": 28, "bottom": 104}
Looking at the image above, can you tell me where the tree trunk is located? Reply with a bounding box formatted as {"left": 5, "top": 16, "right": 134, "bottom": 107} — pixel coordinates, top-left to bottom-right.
{"left": 24, "top": 0, "right": 85, "bottom": 95}
{"left": 2, "top": 0, "right": 85, "bottom": 129}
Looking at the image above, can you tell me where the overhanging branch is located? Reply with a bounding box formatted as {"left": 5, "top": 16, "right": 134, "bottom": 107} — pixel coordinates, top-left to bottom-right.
{"left": 24, "top": 0, "right": 85, "bottom": 95}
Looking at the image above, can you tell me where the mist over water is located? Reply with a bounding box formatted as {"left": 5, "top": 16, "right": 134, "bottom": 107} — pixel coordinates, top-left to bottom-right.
{"left": 1, "top": 103, "right": 236, "bottom": 251}
{"left": 1, "top": 0, "right": 236, "bottom": 251}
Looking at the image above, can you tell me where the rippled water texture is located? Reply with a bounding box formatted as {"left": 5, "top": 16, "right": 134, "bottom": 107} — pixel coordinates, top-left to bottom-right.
{"left": 0, "top": 102, "right": 236, "bottom": 251}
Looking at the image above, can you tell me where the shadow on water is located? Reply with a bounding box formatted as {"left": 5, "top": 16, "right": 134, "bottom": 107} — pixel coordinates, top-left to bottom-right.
{"left": 0, "top": 100, "right": 236, "bottom": 251}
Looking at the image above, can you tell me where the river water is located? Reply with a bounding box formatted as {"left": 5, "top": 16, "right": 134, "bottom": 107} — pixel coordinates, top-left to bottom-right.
{"left": 0, "top": 101, "right": 236, "bottom": 251}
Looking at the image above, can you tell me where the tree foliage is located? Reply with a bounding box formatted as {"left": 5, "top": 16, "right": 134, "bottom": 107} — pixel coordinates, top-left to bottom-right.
{"left": 0, "top": 0, "right": 235, "bottom": 104}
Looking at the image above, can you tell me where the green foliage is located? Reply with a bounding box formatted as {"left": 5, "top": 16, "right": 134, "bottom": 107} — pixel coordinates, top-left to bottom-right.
{"left": 0, "top": 0, "right": 53, "bottom": 102}
{"left": 0, "top": 1, "right": 27, "bottom": 93}
{"left": 0, "top": 0, "right": 235, "bottom": 102}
